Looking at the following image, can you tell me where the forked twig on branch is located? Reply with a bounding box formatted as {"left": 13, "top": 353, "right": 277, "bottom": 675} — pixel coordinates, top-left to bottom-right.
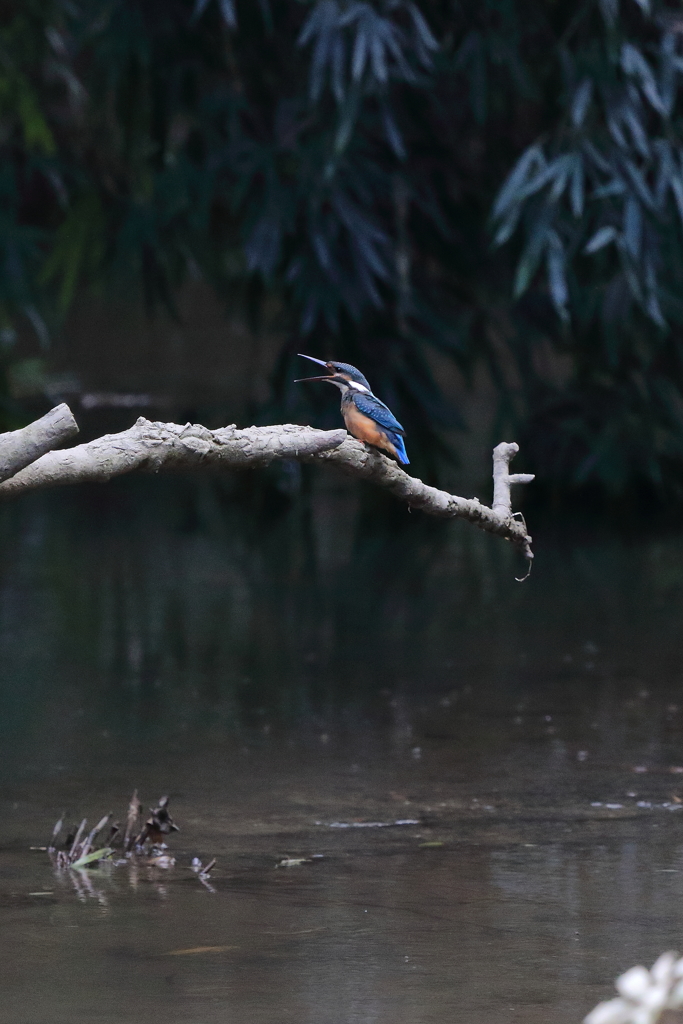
{"left": 0, "top": 410, "right": 535, "bottom": 562}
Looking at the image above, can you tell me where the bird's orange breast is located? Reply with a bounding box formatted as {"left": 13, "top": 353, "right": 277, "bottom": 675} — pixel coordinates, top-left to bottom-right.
{"left": 342, "top": 404, "right": 399, "bottom": 459}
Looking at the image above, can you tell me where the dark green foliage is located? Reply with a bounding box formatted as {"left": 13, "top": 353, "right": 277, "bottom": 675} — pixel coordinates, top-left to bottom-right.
{"left": 5, "top": 0, "right": 683, "bottom": 496}
{"left": 488, "top": 0, "right": 683, "bottom": 497}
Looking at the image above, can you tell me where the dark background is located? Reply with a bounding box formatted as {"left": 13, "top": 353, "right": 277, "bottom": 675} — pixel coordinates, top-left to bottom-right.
{"left": 2, "top": 0, "right": 683, "bottom": 515}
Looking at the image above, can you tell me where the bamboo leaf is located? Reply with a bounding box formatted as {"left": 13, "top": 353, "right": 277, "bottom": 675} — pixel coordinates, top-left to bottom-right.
{"left": 570, "top": 155, "right": 584, "bottom": 217}
{"left": 571, "top": 79, "right": 593, "bottom": 128}
{"left": 16, "top": 81, "right": 55, "bottom": 155}
{"left": 621, "top": 44, "right": 664, "bottom": 113}
{"left": 514, "top": 218, "right": 550, "bottom": 297}
{"left": 492, "top": 145, "right": 546, "bottom": 220}
{"left": 218, "top": 0, "right": 237, "bottom": 28}
{"left": 381, "top": 103, "right": 405, "bottom": 159}
{"left": 623, "top": 197, "right": 642, "bottom": 258}
{"left": 70, "top": 847, "right": 114, "bottom": 870}
{"left": 599, "top": 0, "right": 619, "bottom": 28}
{"left": 351, "top": 23, "right": 368, "bottom": 81}
{"left": 546, "top": 229, "right": 569, "bottom": 321}
{"left": 494, "top": 208, "right": 521, "bottom": 246}
{"left": 407, "top": 4, "right": 438, "bottom": 53}
{"left": 585, "top": 226, "right": 618, "bottom": 253}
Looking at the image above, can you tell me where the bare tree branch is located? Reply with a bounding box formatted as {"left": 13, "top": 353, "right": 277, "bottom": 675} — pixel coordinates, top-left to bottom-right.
{"left": 0, "top": 411, "right": 534, "bottom": 561}
{"left": 0, "top": 402, "right": 78, "bottom": 483}
{"left": 313, "top": 436, "right": 534, "bottom": 560}
{"left": 0, "top": 420, "right": 348, "bottom": 496}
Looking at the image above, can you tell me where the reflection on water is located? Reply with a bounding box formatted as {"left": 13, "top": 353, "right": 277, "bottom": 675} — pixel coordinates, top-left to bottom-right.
{"left": 2, "top": 478, "right": 683, "bottom": 1023}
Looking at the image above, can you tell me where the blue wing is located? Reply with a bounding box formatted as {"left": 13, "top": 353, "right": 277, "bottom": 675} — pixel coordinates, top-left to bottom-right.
{"left": 353, "top": 391, "right": 409, "bottom": 464}
{"left": 353, "top": 392, "right": 406, "bottom": 436}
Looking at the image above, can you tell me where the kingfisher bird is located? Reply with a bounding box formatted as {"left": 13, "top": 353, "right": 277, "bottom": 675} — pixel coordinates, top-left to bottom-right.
{"left": 295, "top": 354, "right": 409, "bottom": 465}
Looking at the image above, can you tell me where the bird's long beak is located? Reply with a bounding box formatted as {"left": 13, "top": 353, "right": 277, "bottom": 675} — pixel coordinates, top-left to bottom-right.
{"left": 295, "top": 354, "right": 336, "bottom": 384}
{"left": 294, "top": 375, "right": 337, "bottom": 383}
{"left": 297, "top": 353, "right": 329, "bottom": 368}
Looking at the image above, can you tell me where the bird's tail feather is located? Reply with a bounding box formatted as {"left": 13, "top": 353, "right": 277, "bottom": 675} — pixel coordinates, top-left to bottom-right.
{"left": 389, "top": 432, "right": 409, "bottom": 465}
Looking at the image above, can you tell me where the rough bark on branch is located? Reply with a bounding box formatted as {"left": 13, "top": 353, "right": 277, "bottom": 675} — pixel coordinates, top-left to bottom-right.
{"left": 0, "top": 402, "right": 78, "bottom": 483}
{"left": 0, "top": 412, "right": 534, "bottom": 561}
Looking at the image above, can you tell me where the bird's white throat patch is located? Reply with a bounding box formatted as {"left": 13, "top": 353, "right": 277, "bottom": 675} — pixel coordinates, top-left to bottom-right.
{"left": 348, "top": 380, "right": 370, "bottom": 393}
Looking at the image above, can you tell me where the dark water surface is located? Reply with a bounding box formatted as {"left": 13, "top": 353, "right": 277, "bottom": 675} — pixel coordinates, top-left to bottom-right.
{"left": 2, "top": 480, "right": 683, "bottom": 1024}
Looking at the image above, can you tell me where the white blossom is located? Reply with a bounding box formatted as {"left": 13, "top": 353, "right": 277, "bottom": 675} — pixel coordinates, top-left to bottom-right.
{"left": 586, "top": 953, "right": 683, "bottom": 1024}
{"left": 616, "top": 968, "right": 651, "bottom": 1002}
